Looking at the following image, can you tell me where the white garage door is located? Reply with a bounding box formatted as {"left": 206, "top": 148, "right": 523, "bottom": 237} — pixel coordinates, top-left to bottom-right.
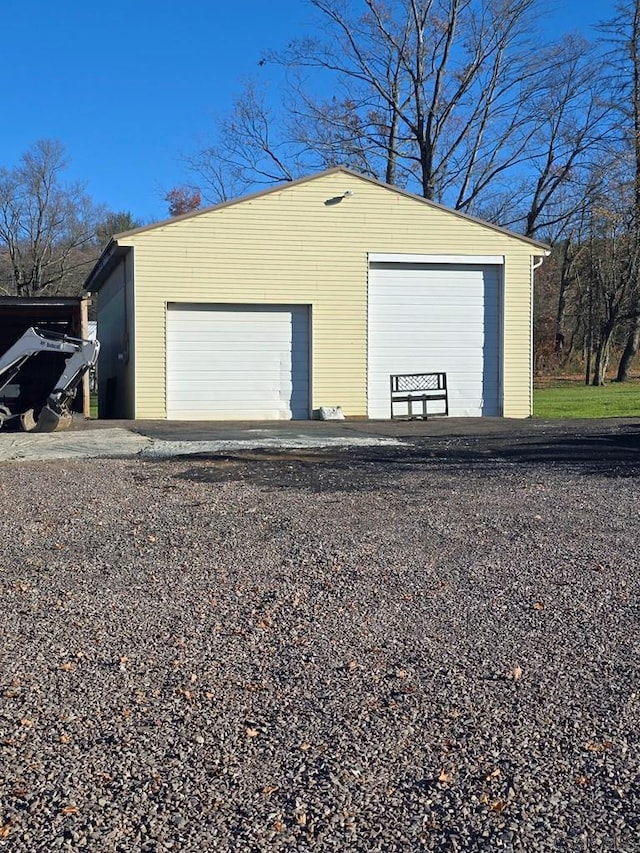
{"left": 368, "top": 262, "right": 501, "bottom": 418}
{"left": 166, "top": 304, "right": 310, "bottom": 420}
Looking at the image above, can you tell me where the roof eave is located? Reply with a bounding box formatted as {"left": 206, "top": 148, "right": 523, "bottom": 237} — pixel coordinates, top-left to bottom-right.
{"left": 83, "top": 240, "right": 131, "bottom": 293}
{"left": 109, "top": 166, "right": 550, "bottom": 253}
{"left": 337, "top": 169, "right": 551, "bottom": 252}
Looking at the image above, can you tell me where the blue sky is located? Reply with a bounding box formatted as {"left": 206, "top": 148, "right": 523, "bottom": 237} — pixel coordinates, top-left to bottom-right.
{"left": 2, "top": 0, "right": 617, "bottom": 223}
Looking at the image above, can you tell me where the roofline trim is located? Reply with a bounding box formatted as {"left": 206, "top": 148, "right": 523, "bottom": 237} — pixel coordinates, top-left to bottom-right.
{"left": 84, "top": 166, "right": 550, "bottom": 291}
{"left": 84, "top": 240, "right": 130, "bottom": 292}
{"left": 111, "top": 166, "right": 550, "bottom": 252}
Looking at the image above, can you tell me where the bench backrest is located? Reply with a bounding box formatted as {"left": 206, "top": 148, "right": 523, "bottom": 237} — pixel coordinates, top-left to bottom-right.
{"left": 390, "top": 372, "right": 447, "bottom": 395}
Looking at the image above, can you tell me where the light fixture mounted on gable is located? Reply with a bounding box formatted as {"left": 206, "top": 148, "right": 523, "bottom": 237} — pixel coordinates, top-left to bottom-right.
{"left": 324, "top": 190, "right": 354, "bottom": 206}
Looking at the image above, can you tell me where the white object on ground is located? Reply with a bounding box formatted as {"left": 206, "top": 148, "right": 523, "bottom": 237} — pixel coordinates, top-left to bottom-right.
{"left": 319, "top": 406, "right": 345, "bottom": 420}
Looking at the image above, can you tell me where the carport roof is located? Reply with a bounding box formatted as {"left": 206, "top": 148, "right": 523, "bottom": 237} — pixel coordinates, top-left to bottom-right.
{"left": 0, "top": 296, "right": 88, "bottom": 309}
{"left": 84, "top": 166, "right": 551, "bottom": 292}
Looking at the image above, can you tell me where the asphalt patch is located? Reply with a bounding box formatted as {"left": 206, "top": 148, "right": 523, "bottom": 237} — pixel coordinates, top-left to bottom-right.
{"left": 165, "top": 426, "right": 640, "bottom": 491}
{"left": 172, "top": 449, "right": 401, "bottom": 493}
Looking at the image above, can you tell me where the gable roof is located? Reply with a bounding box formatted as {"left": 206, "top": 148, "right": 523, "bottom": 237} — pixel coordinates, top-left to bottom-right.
{"left": 85, "top": 166, "right": 549, "bottom": 291}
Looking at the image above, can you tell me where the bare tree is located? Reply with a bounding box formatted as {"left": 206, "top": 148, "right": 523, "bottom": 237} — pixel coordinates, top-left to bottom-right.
{"left": 0, "top": 140, "right": 100, "bottom": 297}
{"left": 276, "top": 0, "right": 545, "bottom": 203}
{"left": 500, "top": 38, "right": 613, "bottom": 239}
{"left": 577, "top": 166, "right": 640, "bottom": 385}
{"left": 190, "top": 0, "right": 611, "bottom": 243}
{"left": 187, "top": 82, "right": 310, "bottom": 201}
{"left": 595, "top": 0, "right": 640, "bottom": 380}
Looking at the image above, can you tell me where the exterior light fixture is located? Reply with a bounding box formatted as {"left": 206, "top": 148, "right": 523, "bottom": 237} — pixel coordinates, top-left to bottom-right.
{"left": 324, "top": 190, "right": 354, "bottom": 206}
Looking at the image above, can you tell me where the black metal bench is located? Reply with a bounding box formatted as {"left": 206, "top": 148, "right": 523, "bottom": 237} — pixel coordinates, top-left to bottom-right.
{"left": 390, "top": 372, "right": 448, "bottom": 420}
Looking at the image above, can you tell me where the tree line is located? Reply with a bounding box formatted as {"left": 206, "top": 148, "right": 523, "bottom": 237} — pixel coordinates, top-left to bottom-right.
{"left": 0, "top": 140, "right": 141, "bottom": 299}
{"left": 4, "top": 0, "right": 640, "bottom": 385}
{"left": 185, "top": 0, "right": 640, "bottom": 385}
{"left": 0, "top": 138, "right": 206, "bottom": 301}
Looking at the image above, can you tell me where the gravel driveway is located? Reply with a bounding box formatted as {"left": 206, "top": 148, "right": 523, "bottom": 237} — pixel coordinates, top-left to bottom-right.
{"left": 1, "top": 443, "right": 639, "bottom": 851}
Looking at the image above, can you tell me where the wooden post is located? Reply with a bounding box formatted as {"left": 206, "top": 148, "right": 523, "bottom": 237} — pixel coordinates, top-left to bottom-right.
{"left": 80, "top": 296, "right": 91, "bottom": 418}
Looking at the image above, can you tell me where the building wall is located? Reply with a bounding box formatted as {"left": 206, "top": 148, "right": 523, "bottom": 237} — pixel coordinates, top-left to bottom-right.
{"left": 96, "top": 254, "right": 135, "bottom": 418}
{"left": 118, "top": 171, "right": 540, "bottom": 418}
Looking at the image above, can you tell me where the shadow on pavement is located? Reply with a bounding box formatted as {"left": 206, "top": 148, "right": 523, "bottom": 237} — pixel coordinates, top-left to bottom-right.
{"left": 165, "top": 426, "right": 640, "bottom": 492}
{"left": 486, "top": 430, "right": 640, "bottom": 468}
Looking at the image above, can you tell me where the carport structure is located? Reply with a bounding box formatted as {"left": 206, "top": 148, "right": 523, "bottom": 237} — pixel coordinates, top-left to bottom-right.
{"left": 0, "top": 296, "right": 92, "bottom": 418}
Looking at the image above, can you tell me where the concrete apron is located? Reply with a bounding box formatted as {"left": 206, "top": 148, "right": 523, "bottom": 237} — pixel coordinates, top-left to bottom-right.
{"left": 0, "top": 426, "right": 402, "bottom": 463}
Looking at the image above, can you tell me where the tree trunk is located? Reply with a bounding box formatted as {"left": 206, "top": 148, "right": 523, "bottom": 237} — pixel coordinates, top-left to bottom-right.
{"left": 385, "top": 77, "right": 400, "bottom": 186}
{"left": 617, "top": 318, "right": 640, "bottom": 380}
{"left": 555, "top": 313, "right": 566, "bottom": 354}
{"left": 592, "top": 343, "right": 609, "bottom": 385}
{"left": 585, "top": 281, "right": 594, "bottom": 385}
{"left": 585, "top": 328, "right": 593, "bottom": 385}
{"left": 592, "top": 326, "right": 615, "bottom": 385}
{"left": 555, "top": 242, "right": 574, "bottom": 354}
{"left": 418, "top": 129, "right": 435, "bottom": 200}
{"left": 625, "top": 0, "right": 640, "bottom": 382}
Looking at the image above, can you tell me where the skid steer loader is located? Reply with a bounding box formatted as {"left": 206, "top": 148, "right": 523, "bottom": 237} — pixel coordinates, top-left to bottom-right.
{"left": 0, "top": 327, "right": 100, "bottom": 433}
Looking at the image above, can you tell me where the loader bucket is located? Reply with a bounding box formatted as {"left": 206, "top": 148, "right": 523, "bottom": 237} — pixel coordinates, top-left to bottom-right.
{"left": 20, "top": 406, "right": 73, "bottom": 433}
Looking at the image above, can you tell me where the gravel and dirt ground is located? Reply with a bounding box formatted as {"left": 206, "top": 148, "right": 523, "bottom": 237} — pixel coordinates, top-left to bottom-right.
{"left": 1, "top": 429, "right": 640, "bottom": 851}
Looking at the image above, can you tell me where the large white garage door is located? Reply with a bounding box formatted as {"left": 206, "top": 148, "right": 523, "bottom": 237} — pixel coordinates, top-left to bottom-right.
{"left": 368, "top": 262, "right": 501, "bottom": 418}
{"left": 166, "top": 304, "right": 310, "bottom": 420}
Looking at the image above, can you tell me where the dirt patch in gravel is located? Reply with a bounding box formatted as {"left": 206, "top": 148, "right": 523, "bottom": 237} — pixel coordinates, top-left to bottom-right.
{"left": 0, "top": 452, "right": 639, "bottom": 851}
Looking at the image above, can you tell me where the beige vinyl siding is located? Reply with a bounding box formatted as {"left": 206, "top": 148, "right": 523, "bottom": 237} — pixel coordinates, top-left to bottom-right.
{"left": 120, "top": 171, "right": 537, "bottom": 418}
{"left": 501, "top": 255, "right": 534, "bottom": 417}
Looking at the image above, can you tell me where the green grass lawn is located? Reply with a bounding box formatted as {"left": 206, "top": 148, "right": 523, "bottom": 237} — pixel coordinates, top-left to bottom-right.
{"left": 87, "top": 386, "right": 637, "bottom": 421}
{"left": 534, "top": 378, "right": 640, "bottom": 419}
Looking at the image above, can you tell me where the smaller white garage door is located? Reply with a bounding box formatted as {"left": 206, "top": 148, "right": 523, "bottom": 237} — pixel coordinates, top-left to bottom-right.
{"left": 166, "top": 304, "right": 310, "bottom": 420}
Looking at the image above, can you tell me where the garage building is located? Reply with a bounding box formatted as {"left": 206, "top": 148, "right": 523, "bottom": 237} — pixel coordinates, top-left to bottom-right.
{"left": 84, "top": 168, "right": 548, "bottom": 421}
